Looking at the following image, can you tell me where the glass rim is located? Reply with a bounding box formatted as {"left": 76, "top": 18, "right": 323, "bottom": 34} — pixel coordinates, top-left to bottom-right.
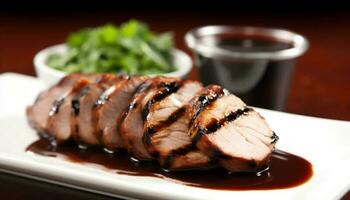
{"left": 185, "top": 25, "right": 309, "bottom": 61}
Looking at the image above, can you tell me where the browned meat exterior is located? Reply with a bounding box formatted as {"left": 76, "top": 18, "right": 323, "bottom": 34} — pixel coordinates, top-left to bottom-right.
{"left": 119, "top": 77, "right": 180, "bottom": 161}
{"left": 143, "top": 80, "right": 212, "bottom": 170}
{"left": 72, "top": 74, "right": 120, "bottom": 146}
{"left": 188, "top": 85, "right": 277, "bottom": 172}
{"left": 47, "top": 78, "right": 92, "bottom": 142}
{"left": 94, "top": 76, "right": 148, "bottom": 151}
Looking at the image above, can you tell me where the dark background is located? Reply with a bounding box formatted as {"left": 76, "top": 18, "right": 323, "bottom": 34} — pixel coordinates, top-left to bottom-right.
{"left": 0, "top": 1, "right": 349, "bottom": 199}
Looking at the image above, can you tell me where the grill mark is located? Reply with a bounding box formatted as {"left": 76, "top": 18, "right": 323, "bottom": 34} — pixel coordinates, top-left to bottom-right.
{"left": 91, "top": 82, "right": 112, "bottom": 143}
{"left": 115, "top": 79, "right": 149, "bottom": 131}
{"left": 162, "top": 144, "right": 197, "bottom": 169}
{"left": 119, "top": 79, "right": 152, "bottom": 124}
{"left": 71, "top": 99, "right": 80, "bottom": 115}
{"left": 49, "top": 95, "right": 66, "bottom": 116}
{"left": 143, "top": 107, "right": 186, "bottom": 147}
{"left": 70, "top": 86, "right": 91, "bottom": 143}
{"left": 192, "top": 107, "right": 253, "bottom": 143}
{"left": 94, "top": 76, "right": 137, "bottom": 108}
{"left": 271, "top": 131, "right": 279, "bottom": 144}
{"left": 90, "top": 84, "right": 117, "bottom": 143}
{"left": 135, "top": 80, "right": 152, "bottom": 94}
{"left": 142, "top": 81, "right": 182, "bottom": 121}
{"left": 95, "top": 77, "right": 149, "bottom": 145}
{"left": 73, "top": 75, "right": 114, "bottom": 115}
{"left": 71, "top": 78, "right": 106, "bottom": 144}
{"left": 48, "top": 80, "right": 86, "bottom": 117}
{"left": 94, "top": 85, "right": 117, "bottom": 107}
{"left": 120, "top": 101, "right": 138, "bottom": 125}
{"left": 143, "top": 127, "right": 156, "bottom": 147}
{"left": 208, "top": 107, "right": 253, "bottom": 133}
{"left": 125, "top": 75, "right": 131, "bottom": 80}
{"left": 71, "top": 86, "right": 90, "bottom": 115}
{"left": 188, "top": 86, "right": 224, "bottom": 128}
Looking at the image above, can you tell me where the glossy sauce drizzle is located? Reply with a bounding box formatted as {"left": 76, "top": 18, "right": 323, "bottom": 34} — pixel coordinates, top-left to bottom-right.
{"left": 26, "top": 139, "right": 313, "bottom": 190}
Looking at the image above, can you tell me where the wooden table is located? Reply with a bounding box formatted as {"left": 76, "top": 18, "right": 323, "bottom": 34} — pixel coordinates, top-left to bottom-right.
{"left": 0, "top": 9, "right": 349, "bottom": 199}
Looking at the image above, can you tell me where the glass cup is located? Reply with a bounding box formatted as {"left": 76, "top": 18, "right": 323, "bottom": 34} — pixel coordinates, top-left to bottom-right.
{"left": 185, "top": 26, "right": 309, "bottom": 111}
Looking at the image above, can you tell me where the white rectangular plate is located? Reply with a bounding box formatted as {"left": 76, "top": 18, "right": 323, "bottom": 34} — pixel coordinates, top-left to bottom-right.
{"left": 0, "top": 72, "right": 350, "bottom": 200}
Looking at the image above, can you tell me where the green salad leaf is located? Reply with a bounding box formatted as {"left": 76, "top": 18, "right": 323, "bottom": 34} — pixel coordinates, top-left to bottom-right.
{"left": 47, "top": 20, "right": 176, "bottom": 75}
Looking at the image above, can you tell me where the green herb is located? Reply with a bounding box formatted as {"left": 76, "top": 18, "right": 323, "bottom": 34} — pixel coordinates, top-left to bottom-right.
{"left": 47, "top": 20, "right": 176, "bottom": 75}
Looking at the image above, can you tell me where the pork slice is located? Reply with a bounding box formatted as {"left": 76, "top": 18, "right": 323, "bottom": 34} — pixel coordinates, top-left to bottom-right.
{"left": 46, "top": 78, "right": 92, "bottom": 142}
{"left": 26, "top": 74, "right": 82, "bottom": 134}
{"left": 26, "top": 74, "right": 101, "bottom": 136}
{"left": 190, "top": 92, "right": 278, "bottom": 172}
{"left": 94, "top": 76, "right": 149, "bottom": 151}
{"left": 145, "top": 81, "right": 202, "bottom": 125}
{"left": 189, "top": 94, "right": 246, "bottom": 140}
{"left": 72, "top": 74, "right": 120, "bottom": 146}
{"left": 119, "top": 77, "right": 179, "bottom": 161}
{"left": 143, "top": 81, "right": 213, "bottom": 170}
{"left": 186, "top": 85, "right": 225, "bottom": 129}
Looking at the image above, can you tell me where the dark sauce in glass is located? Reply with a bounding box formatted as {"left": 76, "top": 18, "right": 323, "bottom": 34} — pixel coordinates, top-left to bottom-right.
{"left": 216, "top": 36, "right": 293, "bottom": 52}
{"left": 26, "top": 139, "right": 313, "bottom": 190}
{"left": 196, "top": 36, "right": 296, "bottom": 111}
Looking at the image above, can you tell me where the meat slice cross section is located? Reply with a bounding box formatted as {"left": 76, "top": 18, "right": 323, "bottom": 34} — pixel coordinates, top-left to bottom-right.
{"left": 47, "top": 78, "right": 93, "bottom": 142}
{"left": 26, "top": 74, "right": 82, "bottom": 135}
{"left": 119, "top": 77, "right": 180, "bottom": 161}
{"left": 94, "top": 76, "right": 148, "bottom": 151}
{"left": 71, "top": 74, "right": 120, "bottom": 146}
{"left": 26, "top": 74, "right": 100, "bottom": 138}
{"left": 189, "top": 87, "right": 278, "bottom": 172}
{"left": 143, "top": 80, "right": 215, "bottom": 170}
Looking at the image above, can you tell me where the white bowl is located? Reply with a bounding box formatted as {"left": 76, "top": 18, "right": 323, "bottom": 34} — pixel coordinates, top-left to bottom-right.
{"left": 34, "top": 44, "right": 192, "bottom": 87}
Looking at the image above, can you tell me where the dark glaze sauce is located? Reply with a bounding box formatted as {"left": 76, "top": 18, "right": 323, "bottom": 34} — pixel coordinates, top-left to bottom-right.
{"left": 26, "top": 139, "right": 313, "bottom": 190}
{"left": 216, "top": 36, "right": 293, "bottom": 52}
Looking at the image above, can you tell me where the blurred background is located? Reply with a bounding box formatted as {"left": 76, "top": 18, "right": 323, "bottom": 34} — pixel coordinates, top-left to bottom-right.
{"left": 0, "top": 1, "right": 350, "bottom": 199}
{"left": 0, "top": 0, "right": 349, "bottom": 120}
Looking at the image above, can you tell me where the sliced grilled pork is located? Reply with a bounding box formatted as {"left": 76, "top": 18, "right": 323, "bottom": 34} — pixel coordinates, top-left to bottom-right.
{"left": 26, "top": 74, "right": 101, "bottom": 136}
{"left": 119, "top": 77, "right": 180, "bottom": 161}
{"left": 26, "top": 74, "right": 81, "bottom": 135}
{"left": 47, "top": 78, "right": 92, "bottom": 142}
{"left": 27, "top": 73, "right": 278, "bottom": 173}
{"left": 143, "top": 81, "right": 213, "bottom": 170}
{"left": 189, "top": 87, "right": 278, "bottom": 172}
{"left": 94, "top": 76, "right": 148, "bottom": 151}
{"left": 72, "top": 74, "right": 120, "bottom": 146}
